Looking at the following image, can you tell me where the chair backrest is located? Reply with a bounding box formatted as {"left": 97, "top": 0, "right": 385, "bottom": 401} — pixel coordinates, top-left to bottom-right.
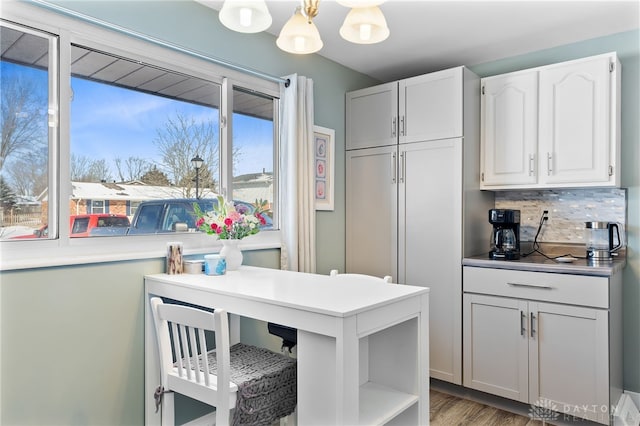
{"left": 329, "top": 269, "right": 394, "bottom": 284}
{"left": 150, "top": 297, "right": 232, "bottom": 425}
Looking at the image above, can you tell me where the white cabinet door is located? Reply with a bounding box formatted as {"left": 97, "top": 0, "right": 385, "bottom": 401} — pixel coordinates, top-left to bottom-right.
{"left": 399, "top": 138, "right": 463, "bottom": 384}
{"left": 463, "top": 293, "right": 529, "bottom": 402}
{"left": 399, "top": 68, "right": 463, "bottom": 144}
{"left": 539, "top": 55, "right": 612, "bottom": 185}
{"left": 346, "top": 82, "right": 398, "bottom": 150}
{"left": 529, "top": 302, "right": 609, "bottom": 423}
{"left": 346, "top": 146, "right": 398, "bottom": 281}
{"left": 480, "top": 71, "right": 538, "bottom": 187}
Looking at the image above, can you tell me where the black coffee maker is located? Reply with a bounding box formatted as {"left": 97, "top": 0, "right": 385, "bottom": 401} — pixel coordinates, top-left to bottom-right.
{"left": 489, "top": 209, "right": 521, "bottom": 260}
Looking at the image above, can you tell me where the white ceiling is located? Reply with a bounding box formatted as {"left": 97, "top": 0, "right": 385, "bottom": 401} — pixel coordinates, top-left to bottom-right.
{"left": 199, "top": 0, "right": 639, "bottom": 82}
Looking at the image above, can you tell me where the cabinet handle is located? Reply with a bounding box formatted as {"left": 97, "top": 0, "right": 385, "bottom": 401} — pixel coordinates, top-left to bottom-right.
{"left": 547, "top": 152, "right": 553, "bottom": 176}
{"left": 520, "top": 310, "right": 526, "bottom": 336}
{"left": 529, "top": 154, "right": 535, "bottom": 176}
{"left": 400, "top": 115, "right": 405, "bottom": 136}
{"left": 530, "top": 312, "right": 536, "bottom": 338}
{"left": 392, "top": 117, "right": 396, "bottom": 137}
{"left": 507, "top": 282, "right": 553, "bottom": 289}
{"left": 391, "top": 152, "right": 397, "bottom": 184}
{"left": 399, "top": 152, "right": 406, "bottom": 183}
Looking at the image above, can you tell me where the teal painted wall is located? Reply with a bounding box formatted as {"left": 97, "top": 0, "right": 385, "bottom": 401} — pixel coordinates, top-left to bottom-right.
{"left": 470, "top": 29, "right": 640, "bottom": 394}
{"left": 2, "top": 3, "right": 638, "bottom": 425}
{"left": 2, "top": 259, "right": 156, "bottom": 425}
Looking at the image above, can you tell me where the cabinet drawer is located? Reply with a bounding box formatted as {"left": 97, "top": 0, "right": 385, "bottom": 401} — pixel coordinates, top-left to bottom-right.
{"left": 463, "top": 266, "right": 609, "bottom": 308}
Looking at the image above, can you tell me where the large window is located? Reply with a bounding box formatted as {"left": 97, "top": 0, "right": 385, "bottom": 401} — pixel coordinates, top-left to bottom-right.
{"left": 68, "top": 44, "right": 224, "bottom": 236}
{"left": 0, "top": 17, "right": 278, "bottom": 247}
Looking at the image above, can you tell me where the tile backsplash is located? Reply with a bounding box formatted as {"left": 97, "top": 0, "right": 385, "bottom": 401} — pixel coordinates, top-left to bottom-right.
{"left": 495, "top": 188, "right": 627, "bottom": 244}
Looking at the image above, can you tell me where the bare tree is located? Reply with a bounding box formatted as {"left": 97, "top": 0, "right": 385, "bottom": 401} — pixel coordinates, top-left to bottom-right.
{"left": 71, "top": 154, "right": 91, "bottom": 181}
{"left": 71, "top": 154, "right": 113, "bottom": 182}
{"left": 1, "top": 75, "right": 47, "bottom": 171}
{"left": 114, "top": 156, "right": 150, "bottom": 182}
{"left": 88, "top": 159, "right": 112, "bottom": 182}
{"left": 4, "top": 145, "right": 48, "bottom": 196}
{"left": 153, "top": 113, "right": 220, "bottom": 197}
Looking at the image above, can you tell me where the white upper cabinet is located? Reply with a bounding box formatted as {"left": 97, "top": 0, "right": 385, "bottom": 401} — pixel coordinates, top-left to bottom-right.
{"left": 400, "top": 68, "right": 463, "bottom": 144}
{"left": 346, "top": 82, "right": 398, "bottom": 150}
{"left": 480, "top": 52, "right": 620, "bottom": 190}
{"left": 346, "top": 67, "right": 464, "bottom": 150}
{"left": 481, "top": 71, "right": 538, "bottom": 186}
{"left": 539, "top": 55, "right": 615, "bottom": 185}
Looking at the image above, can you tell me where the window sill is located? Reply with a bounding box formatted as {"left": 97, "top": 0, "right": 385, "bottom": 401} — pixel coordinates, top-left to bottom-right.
{"left": 0, "top": 230, "right": 282, "bottom": 271}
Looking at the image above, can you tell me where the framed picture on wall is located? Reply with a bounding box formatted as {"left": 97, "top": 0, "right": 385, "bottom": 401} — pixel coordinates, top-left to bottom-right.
{"left": 314, "top": 125, "right": 334, "bottom": 211}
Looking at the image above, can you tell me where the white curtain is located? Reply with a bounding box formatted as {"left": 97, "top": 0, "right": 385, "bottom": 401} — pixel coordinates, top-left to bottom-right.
{"left": 279, "top": 74, "right": 316, "bottom": 273}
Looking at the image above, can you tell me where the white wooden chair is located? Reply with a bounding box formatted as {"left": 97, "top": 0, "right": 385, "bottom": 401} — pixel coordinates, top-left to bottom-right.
{"left": 329, "top": 269, "right": 393, "bottom": 284}
{"left": 150, "top": 297, "right": 297, "bottom": 426}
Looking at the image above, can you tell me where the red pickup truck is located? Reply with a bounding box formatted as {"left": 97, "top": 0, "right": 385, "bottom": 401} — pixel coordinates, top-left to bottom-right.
{"left": 11, "top": 214, "right": 130, "bottom": 239}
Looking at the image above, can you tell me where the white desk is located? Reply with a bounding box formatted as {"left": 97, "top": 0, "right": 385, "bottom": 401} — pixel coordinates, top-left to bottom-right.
{"left": 144, "top": 266, "right": 429, "bottom": 425}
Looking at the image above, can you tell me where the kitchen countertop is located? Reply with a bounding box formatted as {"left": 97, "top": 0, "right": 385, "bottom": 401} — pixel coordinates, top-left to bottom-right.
{"left": 463, "top": 244, "right": 626, "bottom": 277}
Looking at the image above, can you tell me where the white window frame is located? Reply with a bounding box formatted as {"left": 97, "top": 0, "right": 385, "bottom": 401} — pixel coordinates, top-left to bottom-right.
{"left": 0, "top": 2, "right": 282, "bottom": 271}
{"left": 89, "top": 200, "right": 105, "bottom": 214}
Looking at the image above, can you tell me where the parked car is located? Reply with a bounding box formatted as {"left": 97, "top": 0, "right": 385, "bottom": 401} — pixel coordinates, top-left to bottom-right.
{"left": 127, "top": 198, "right": 272, "bottom": 235}
{"left": 9, "top": 214, "right": 130, "bottom": 239}
{"left": 74, "top": 214, "right": 130, "bottom": 237}
{"left": 9, "top": 224, "right": 49, "bottom": 239}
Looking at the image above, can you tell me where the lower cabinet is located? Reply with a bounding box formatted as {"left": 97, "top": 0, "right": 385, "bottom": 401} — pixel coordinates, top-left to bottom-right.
{"left": 463, "top": 266, "right": 622, "bottom": 425}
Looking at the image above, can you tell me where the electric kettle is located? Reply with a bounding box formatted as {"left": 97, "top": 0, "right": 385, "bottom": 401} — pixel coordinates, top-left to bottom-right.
{"left": 585, "top": 221, "right": 623, "bottom": 261}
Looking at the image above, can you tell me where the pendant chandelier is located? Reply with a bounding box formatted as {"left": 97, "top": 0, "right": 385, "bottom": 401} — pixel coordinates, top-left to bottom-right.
{"left": 217, "top": 0, "right": 390, "bottom": 55}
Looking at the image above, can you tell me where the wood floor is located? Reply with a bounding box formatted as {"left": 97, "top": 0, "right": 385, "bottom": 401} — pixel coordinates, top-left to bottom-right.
{"left": 430, "top": 389, "right": 544, "bottom": 425}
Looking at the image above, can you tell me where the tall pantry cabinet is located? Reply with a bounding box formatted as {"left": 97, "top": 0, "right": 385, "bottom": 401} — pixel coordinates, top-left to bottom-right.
{"left": 346, "top": 66, "right": 493, "bottom": 384}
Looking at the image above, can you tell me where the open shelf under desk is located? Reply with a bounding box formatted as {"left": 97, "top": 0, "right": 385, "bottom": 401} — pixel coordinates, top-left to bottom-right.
{"left": 359, "top": 381, "right": 419, "bottom": 425}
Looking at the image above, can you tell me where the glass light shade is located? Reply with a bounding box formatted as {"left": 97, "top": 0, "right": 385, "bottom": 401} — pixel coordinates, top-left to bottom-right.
{"left": 219, "top": 0, "right": 272, "bottom": 33}
{"left": 339, "top": 6, "right": 389, "bottom": 44}
{"left": 276, "top": 9, "right": 323, "bottom": 55}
